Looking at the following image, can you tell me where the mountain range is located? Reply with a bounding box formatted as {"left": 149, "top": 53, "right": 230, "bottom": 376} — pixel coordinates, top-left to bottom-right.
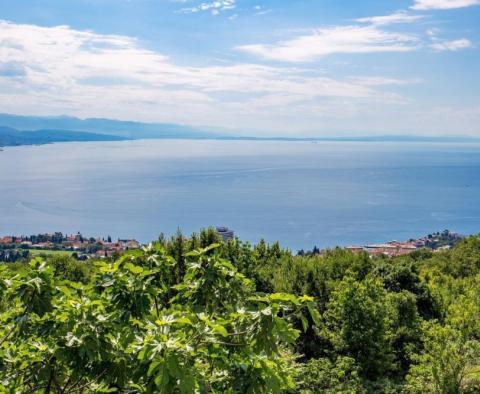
{"left": 0, "top": 113, "right": 225, "bottom": 146}
{"left": 0, "top": 126, "right": 128, "bottom": 147}
{"left": 0, "top": 113, "right": 479, "bottom": 147}
{"left": 0, "top": 113, "right": 220, "bottom": 140}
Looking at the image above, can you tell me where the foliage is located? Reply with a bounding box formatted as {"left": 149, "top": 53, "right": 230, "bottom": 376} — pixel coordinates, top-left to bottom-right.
{"left": 1, "top": 230, "right": 480, "bottom": 392}
{"left": 405, "top": 323, "right": 480, "bottom": 393}
{"left": 386, "top": 291, "right": 422, "bottom": 376}
{"left": 0, "top": 249, "right": 29, "bottom": 263}
{"left": 293, "top": 356, "right": 364, "bottom": 394}
{"left": 0, "top": 243, "right": 316, "bottom": 393}
{"left": 321, "top": 275, "right": 395, "bottom": 380}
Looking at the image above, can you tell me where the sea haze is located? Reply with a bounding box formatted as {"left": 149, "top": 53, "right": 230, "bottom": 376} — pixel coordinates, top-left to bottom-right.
{"left": 0, "top": 140, "right": 479, "bottom": 250}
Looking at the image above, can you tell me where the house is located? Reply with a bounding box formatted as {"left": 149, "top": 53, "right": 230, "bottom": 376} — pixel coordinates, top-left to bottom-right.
{"left": 0, "top": 236, "right": 14, "bottom": 245}
{"left": 346, "top": 246, "right": 364, "bottom": 254}
{"left": 96, "top": 250, "right": 108, "bottom": 258}
{"left": 72, "top": 242, "right": 84, "bottom": 250}
{"left": 126, "top": 240, "right": 141, "bottom": 249}
{"left": 32, "top": 242, "right": 54, "bottom": 249}
{"left": 216, "top": 227, "right": 234, "bottom": 242}
{"left": 364, "top": 242, "right": 418, "bottom": 257}
{"left": 118, "top": 239, "right": 141, "bottom": 250}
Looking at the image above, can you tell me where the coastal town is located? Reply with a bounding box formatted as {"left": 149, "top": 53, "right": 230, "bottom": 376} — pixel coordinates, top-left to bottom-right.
{"left": 0, "top": 229, "right": 465, "bottom": 263}
{"left": 0, "top": 231, "right": 142, "bottom": 261}
{"left": 346, "top": 230, "right": 464, "bottom": 257}
{"left": 0, "top": 226, "right": 236, "bottom": 262}
{"left": 295, "top": 229, "right": 465, "bottom": 257}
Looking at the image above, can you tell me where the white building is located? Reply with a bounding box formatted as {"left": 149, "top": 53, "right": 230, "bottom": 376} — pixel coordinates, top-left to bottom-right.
{"left": 216, "top": 227, "right": 234, "bottom": 242}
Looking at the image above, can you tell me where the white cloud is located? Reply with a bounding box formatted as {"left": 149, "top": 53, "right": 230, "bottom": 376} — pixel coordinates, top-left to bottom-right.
{"left": 0, "top": 19, "right": 410, "bottom": 131}
{"left": 426, "top": 28, "right": 473, "bottom": 51}
{"left": 356, "top": 11, "right": 424, "bottom": 26}
{"left": 180, "top": 0, "right": 236, "bottom": 14}
{"left": 237, "top": 25, "right": 419, "bottom": 62}
{"left": 412, "top": 0, "right": 480, "bottom": 10}
{"left": 253, "top": 5, "right": 272, "bottom": 16}
{"left": 430, "top": 38, "right": 472, "bottom": 50}
{"left": 347, "top": 76, "right": 421, "bottom": 86}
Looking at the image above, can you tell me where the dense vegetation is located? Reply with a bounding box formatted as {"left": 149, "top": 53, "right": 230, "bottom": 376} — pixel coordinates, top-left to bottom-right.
{"left": 1, "top": 228, "right": 479, "bottom": 393}
{"left": 0, "top": 248, "right": 29, "bottom": 263}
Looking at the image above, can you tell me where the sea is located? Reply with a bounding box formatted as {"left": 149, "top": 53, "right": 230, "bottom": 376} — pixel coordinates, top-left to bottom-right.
{"left": 1, "top": 139, "right": 479, "bottom": 251}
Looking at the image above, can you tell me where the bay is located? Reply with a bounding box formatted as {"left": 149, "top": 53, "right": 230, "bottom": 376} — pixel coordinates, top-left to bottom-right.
{"left": 0, "top": 139, "right": 479, "bottom": 250}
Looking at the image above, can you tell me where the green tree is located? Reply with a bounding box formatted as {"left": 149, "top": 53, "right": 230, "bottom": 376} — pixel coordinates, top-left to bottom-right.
{"left": 294, "top": 356, "right": 364, "bottom": 394}
{"left": 322, "top": 275, "right": 395, "bottom": 379}
{"left": 406, "top": 323, "right": 480, "bottom": 394}
{"left": 0, "top": 244, "right": 317, "bottom": 393}
{"left": 47, "top": 254, "right": 91, "bottom": 282}
{"left": 386, "top": 291, "right": 422, "bottom": 375}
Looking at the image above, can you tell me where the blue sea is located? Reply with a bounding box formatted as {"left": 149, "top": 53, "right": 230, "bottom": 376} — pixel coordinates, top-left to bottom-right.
{"left": 1, "top": 140, "right": 479, "bottom": 250}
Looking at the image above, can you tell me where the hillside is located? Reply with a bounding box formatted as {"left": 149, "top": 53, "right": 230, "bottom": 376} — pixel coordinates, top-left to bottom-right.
{"left": 0, "top": 126, "right": 127, "bottom": 146}
{"left": 0, "top": 113, "right": 222, "bottom": 140}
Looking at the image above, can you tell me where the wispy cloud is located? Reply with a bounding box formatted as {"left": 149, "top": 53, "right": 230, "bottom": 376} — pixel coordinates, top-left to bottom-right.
{"left": 411, "top": 0, "right": 480, "bottom": 10}
{"left": 427, "top": 28, "right": 473, "bottom": 51}
{"left": 355, "top": 11, "right": 424, "bottom": 26}
{"left": 347, "top": 76, "right": 421, "bottom": 86}
{"left": 237, "top": 25, "right": 419, "bottom": 62}
{"left": 253, "top": 5, "right": 272, "bottom": 16}
{"left": 179, "top": 0, "right": 236, "bottom": 15}
{"left": 0, "top": 19, "right": 409, "bottom": 130}
{"left": 431, "top": 38, "right": 472, "bottom": 50}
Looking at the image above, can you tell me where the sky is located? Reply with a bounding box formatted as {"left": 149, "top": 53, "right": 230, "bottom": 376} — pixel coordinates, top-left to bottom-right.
{"left": 0, "top": 0, "right": 479, "bottom": 136}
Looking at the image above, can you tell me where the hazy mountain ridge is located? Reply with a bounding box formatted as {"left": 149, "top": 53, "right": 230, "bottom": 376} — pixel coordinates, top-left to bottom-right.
{"left": 0, "top": 126, "right": 127, "bottom": 146}
{"left": 1, "top": 113, "right": 479, "bottom": 145}
{"left": 0, "top": 113, "right": 221, "bottom": 140}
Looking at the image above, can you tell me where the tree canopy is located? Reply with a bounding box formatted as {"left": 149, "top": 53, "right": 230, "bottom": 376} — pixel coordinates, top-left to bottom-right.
{"left": 1, "top": 229, "right": 480, "bottom": 393}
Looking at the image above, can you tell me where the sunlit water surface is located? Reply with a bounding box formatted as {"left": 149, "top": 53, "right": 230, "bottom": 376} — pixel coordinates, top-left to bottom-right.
{"left": 1, "top": 140, "right": 479, "bottom": 250}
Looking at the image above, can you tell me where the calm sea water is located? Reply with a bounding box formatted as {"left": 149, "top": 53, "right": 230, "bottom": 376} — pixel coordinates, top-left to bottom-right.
{"left": 0, "top": 140, "right": 479, "bottom": 250}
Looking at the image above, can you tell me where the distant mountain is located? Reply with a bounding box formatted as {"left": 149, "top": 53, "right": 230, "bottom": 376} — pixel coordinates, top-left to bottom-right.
{"left": 325, "top": 135, "right": 480, "bottom": 143}
{"left": 220, "top": 134, "right": 480, "bottom": 143}
{"left": 0, "top": 113, "right": 221, "bottom": 140}
{"left": 0, "top": 126, "right": 126, "bottom": 147}
{"left": 1, "top": 113, "right": 478, "bottom": 145}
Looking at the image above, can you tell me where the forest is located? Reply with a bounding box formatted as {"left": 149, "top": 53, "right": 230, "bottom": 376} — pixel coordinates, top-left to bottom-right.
{"left": 1, "top": 228, "right": 479, "bottom": 393}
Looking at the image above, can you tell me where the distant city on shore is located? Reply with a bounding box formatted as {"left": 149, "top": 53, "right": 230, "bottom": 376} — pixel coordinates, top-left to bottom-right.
{"left": 0, "top": 226, "right": 235, "bottom": 262}
{"left": 0, "top": 228, "right": 465, "bottom": 263}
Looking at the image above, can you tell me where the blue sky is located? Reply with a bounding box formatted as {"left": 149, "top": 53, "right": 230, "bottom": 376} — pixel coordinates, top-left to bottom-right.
{"left": 0, "top": 0, "right": 479, "bottom": 136}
